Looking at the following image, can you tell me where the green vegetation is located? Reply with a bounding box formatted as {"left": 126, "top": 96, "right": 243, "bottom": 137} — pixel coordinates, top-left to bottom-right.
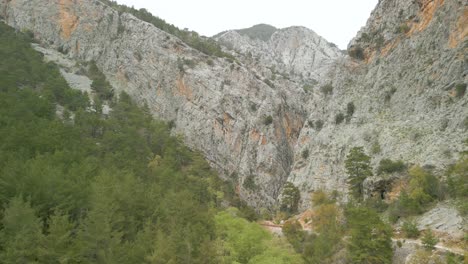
{"left": 301, "top": 148, "right": 310, "bottom": 159}
{"left": 284, "top": 192, "right": 394, "bottom": 264}
{"left": 0, "top": 22, "right": 88, "bottom": 111}
{"left": 100, "top": 1, "right": 236, "bottom": 61}
{"left": 346, "top": 102, "right": 355, "bottom": 117}
{"left": 348, "top": 46, "right": 365, "bottom": 60}
{"left": 0, "top": 22, "right": 300, "bottom": 263}
{"left": 446, "top": 149, "right": 468, "bottom": 215}
{"left": 280, "top": 182, "right": 301, "bottom": 214}
{"left": 320, "top": 84, "right": 333, "bottom": 95}
{"left": 216, "top": 208, "right": 303, "bottom": 264}
{"left": 335, "top": 113, "right": 345, "bottom": 124}
{"left": 455, "top": 83, "right": 466, "bottom": 97}
{"left": 243, "top": 175, "right": 258, "bottom": 190}
{"left": 421, "top": 230, "right": 438, "bottom": 250}
{"left": 346, "top": 206, "right": 393, "bottom": 264}
{"left": 345, "top": 147, "right": 373, "bottom": 200}
{"left": 402, "top": 221, "right": 420, "bottom": 238}
{"left": 88, "top": 61, "right": 114, "bottom": 100}
{"left": 284, "top": 192, "right": 344, "bottom": 264}
{"left": 263, "top": 115, "right": 273, "bottom": 125}
{"left": 235, "top": 24, "right": 278, "bottom": 42}
{"left": 315, "top": 120, "right": 324, "bottom": 131}
{"left": 388, "top": 165, "right": 441, "bottom": 221}
{"left": 397, "top": 24, "right": 410, "bottom": 34}
{"left": 377, "top": 159, "right": 406, "bottom": 175}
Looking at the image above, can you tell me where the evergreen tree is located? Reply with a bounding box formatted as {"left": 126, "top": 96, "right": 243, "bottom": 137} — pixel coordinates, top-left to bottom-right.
{"left": 345, "top": 147, "right": 372, "bottom": 200}
{"left": 346, "top": 207, "right": 393, "bottom": 264}
{"left": 0, "top": 197, "right": 44, "bottom": 263}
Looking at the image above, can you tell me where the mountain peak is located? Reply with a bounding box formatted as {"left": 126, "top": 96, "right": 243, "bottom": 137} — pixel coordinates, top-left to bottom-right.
{"left": 235, "top": 24, "right": 278, "bottom": 41}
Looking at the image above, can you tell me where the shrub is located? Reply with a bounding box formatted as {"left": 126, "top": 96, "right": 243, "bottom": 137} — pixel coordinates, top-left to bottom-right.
{"left": 335, "top": 113, "right": 345, "bottom": 124}
{"left": 371, "top": 141, "right": 381, "bottom": 154}
{"left": 320, "top": 84, "right": 333, "bottom": 95}
{"left": 397, "top": 24, "right": 410, "bottom": 34}
{"left": 347, "top": 102, "right": 355, "bottom": 116}
{"left": 301, "top": 149, "right": 309, "bottom": 159}
{"left": 264, "top": 78, "right": 274, "bottom": 88}
{"left": 311, "top": 190, "right": 332, "bottom": 206}
{"left": 377, "top": 159, "right": 406, "bottom": 175}
{"left": 396, "top": 240, "right": 403, "bottom": 248}
{"left": 303, "top": 84, "right": 313, "bottom": 93}
{"left": 307, "top": 120, "right": 314, "bottom": 128}
{"left": 263, "top": 115, "right": 273, "bottom": 126}
{"left": 402, "top": 221, "right": 420, "bottom": 238}
{"left": 243, "top": 175, "right": 257, "bottom": 190}
{"left": 206, "top": 59, "right": 214, "bottom": 66}
{"left": 421, "top": 230, "right": 438, "bottom": 250}
{"left": 315, "top": 120, "right": 324, "bottom": 131}
{"left": 455, "top": 83, "right": 466, "bottom": 97}
{"left": 348, "top": 46, "right": 365, "bottom": 60}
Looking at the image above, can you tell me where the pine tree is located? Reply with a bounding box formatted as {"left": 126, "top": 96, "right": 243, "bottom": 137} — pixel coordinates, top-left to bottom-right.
{"left": 0, "top": 197, "right": 44, "bottom": 263}
{"left": 346, "top": 207, "right": 393, "bottom": 264}
{"left": 345, "top": 147, "right": 372, "bottom": 200}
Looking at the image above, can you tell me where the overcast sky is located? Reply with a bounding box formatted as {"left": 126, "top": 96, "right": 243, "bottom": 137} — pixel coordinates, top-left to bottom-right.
{"left": 115, "top": 0, "right": 378, "bottom": 49}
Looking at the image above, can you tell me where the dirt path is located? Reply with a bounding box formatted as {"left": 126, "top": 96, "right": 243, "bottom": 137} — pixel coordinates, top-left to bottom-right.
{"left": 392, "top": 238, "right": 467, "bottom": 256}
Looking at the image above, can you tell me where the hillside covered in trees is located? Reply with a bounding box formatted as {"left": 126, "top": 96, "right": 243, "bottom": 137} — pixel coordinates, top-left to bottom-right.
{"left": 0, "top": 22, "right": 301, "bottom": 263}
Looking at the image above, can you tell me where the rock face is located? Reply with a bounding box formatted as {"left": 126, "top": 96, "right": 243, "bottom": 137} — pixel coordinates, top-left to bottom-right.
{"left": 0, "top": 0, "right": 312, "bottom": 208}
{"left": 417, "top": 202, "right": 466, "bottom": 239}
{"left": 215, "top": 24, "right": 343, "bottom": 83}
{"left": 288, "top": 0, "right": 467, "bottom": 207}
{"left": 1, "top": 0, "right": 467, "bottom": 211}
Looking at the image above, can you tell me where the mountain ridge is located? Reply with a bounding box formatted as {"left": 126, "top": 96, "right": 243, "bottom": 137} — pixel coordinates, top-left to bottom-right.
{"left": 1, "top": 0, "right": 466, "bottom": 215}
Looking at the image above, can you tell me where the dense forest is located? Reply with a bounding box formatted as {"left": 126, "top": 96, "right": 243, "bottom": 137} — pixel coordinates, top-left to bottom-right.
{"left": 0, "top": 22, "right": 300, "bottom": 263}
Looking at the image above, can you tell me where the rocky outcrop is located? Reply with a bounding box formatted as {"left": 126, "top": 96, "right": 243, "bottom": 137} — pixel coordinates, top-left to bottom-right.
{"left": 1, "top": 0, "right": 466, "bottom": 212}
{"left": 215, "top": 25, "right": 342, "bottom": 84}
{"left": 0, "top": 0, "right": 312, "bottom": 208}
{"left": 289, "top": 0, "right": 467, "bottom": 207}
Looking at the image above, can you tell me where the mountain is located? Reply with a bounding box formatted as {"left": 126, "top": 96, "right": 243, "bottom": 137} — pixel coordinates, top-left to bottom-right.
{"left": 215, "top": 24, "right": 342, "bottom": 83}
{"left": 1, "top": 0, "right": 466, "bottom": 212}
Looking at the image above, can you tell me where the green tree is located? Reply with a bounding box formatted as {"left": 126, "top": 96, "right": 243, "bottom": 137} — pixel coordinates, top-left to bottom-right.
{"left": 280, "top": 182, "right": 301, "bottom": 214}
{"left": 345, "top": 147, "right": 372, "bottom": 200}
{"left": 346, "top": 207, "right": 393, "bottom": 264}
{"left": 39, "top": 212, "right": 77, "bottom": 263}
{"left": 421, "top": 230, "right": 438, "bottom": 250}
{"left": 0, "top": 197, "right": 44, "bottom": 263}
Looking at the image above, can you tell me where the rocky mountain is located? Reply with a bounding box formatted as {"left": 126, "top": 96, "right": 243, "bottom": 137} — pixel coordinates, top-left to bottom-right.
{"left": 0, "top": 0, "right": 312, "bottom": 209}
{"left": 1, "top": 0, "right": 466, "bottom": 214}
{"left": 215, "top": 24, "right": 343, "bottom": 83}
{"left": 289, "top": 0, "right": 467, "bottom": 208}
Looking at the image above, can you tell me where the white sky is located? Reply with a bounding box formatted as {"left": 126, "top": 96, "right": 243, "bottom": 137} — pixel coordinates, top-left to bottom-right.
{"left": 115, "top": 0, "right": 378, "bottom": 49}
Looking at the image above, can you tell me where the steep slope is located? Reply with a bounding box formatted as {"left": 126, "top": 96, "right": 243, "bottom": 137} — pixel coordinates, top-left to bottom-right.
{"left": 1, "top": 0, "right": 466, "bottom": 213}
{"left": 215, "top": 24, "right": 342, "bottom": 83}
{"left": 0, "top": 0, "right": 312, "bottom": 208}
{"left": 289, "top": 0, "right": 467, "bottom": 207}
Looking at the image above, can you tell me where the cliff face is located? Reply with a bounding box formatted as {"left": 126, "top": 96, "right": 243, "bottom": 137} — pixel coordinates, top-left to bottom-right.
{"left": 289, "top": 0, "right": 467, "bottom": 207}
{"left": 215, "top": 25, "right": 343, "bottom": 83}
{"left": 0, "top": 0, "right": 313, "bottom": 208}
{"left": 1, "top": 0, "right": 466, "bottom": 210}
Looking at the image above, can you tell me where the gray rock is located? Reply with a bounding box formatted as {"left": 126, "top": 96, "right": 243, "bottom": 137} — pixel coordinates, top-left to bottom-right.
{"left": 1, "top": 0, "right": 466, "bottom": 211}
{"left": 417, "top": 202, "right": 466, "bottom": 239}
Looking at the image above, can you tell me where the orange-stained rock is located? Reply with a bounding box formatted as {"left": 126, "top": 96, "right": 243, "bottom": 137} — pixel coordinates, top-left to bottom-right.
{"left": 448, "top": 8, "right": 468, "bottom": 48}
{"left": 59, "top": 0, "right": 79, "bottom": 40}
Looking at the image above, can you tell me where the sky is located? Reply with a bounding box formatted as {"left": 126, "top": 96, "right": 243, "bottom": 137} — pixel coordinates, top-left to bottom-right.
{"left": 115, "top": 0, "right": 378, "bottom": 49}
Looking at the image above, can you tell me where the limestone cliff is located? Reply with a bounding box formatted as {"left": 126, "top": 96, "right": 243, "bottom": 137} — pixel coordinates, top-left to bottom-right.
{"left": 289, "top": 0, "right": 467, "bottom": 207}
{"left": 0, "top": 0, "right": 317, "bottom": 208}
{"left": 215, "top": 24, "right": 343, "bottom": 84}
{"left": 1, "top": 0, "right": 466, "bottom": 213}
